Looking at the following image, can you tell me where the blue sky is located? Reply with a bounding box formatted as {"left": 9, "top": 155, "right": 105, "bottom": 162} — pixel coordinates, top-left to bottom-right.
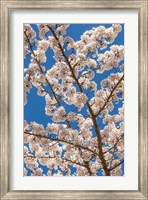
{"left": 24, "top": 24, "right": 124, "bottom": 176}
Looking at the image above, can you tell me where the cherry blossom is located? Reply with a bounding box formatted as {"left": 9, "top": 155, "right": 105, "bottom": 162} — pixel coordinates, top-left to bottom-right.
{"left": 24, "top": 23, "right": 124, "bottom": 176}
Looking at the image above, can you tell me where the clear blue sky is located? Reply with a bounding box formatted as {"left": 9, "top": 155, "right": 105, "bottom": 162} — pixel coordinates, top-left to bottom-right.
{"left": 24, "top": 24, "right": 124, "bottom": 176}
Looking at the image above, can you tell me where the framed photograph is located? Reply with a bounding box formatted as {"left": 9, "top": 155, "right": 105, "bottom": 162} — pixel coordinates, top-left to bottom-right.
{"left": 0, "top": 0, "right": 147, "bottom": 199}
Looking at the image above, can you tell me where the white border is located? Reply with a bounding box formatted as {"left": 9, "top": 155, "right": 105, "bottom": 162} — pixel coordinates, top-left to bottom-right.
{"left": 10, "top": 10, "right": 138, "bottom": 190}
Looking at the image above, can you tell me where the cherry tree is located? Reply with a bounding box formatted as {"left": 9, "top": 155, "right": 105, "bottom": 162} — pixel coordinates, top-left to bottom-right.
{"left": 24, "top": 24, "right": 124, "bottom": 176}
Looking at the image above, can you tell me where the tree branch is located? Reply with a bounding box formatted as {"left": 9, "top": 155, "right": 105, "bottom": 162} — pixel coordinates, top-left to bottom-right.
{"left": 47, "top": 26, "right": 111, "bottom": 176}
{"left": 109, "top": 159, "right": 124, "bottom": 171}
{"left": 103, "top": 133, "right": 124, "bottom": 154}
{"left": 24, "top": 131, "right": 98, "bottom": 157}
{"left": 24, "top": 30, "right": 71, "bottom": 128}
{"left": 95, "top": 75, "right": 124, "bottom": 117}
{"left": 24, "top": 153, "right": 92, "bottom": 175}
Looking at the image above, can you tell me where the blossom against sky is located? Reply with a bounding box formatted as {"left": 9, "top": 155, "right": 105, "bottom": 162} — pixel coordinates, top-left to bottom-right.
{"left": 24, "top": 24, "right": 124, "bottom": 176}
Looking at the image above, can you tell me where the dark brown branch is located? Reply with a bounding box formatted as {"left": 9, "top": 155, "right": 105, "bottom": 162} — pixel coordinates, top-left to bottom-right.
{"left": 24, "top": 31, "right": 71, "bottom": 128}
{"left": 84, "top": 161, "right": 93, "bottom": 176}
{"left": 47, "top": 26, "right": 111, "bottom": 176}
{"left": 24, "top": 31, "right": 60, "bottom": 105}
{"left": 103, "top": 133, "right": 124, "bottom": 154}
{"left": 24, "top": 155, "right": 55, "bottom": 159}
{"left": 25, "top": 153, "right": 92, "bottom": 175}
{"left": 64, "top": 158, "right": 85, "bottom": 168}
{"left": 24, "top": 131, "right": 98, "bottom": 157}
{"left": 109, "top": 159, "right": 124, "bottom": 171}
{"left": 96, "top": 75, "right": 124, "bottom": 117}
